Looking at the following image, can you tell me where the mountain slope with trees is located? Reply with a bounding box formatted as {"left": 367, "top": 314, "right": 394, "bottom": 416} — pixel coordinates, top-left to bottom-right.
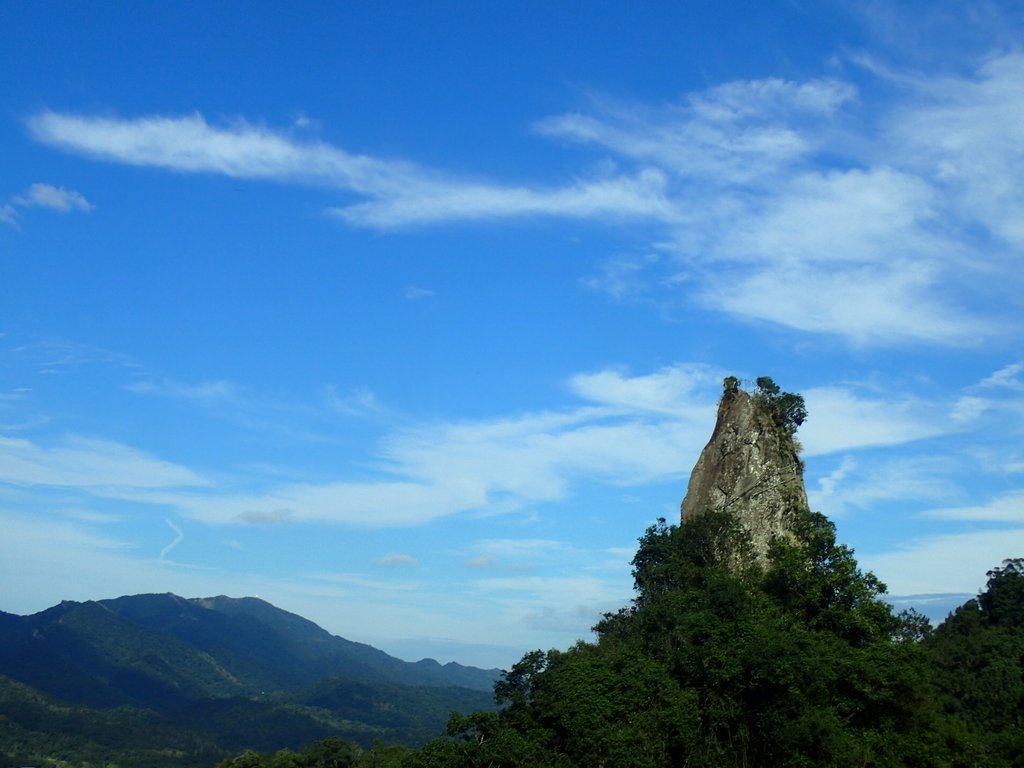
{"left": 393, "top": 379, "right": 1023, "bottom": 767}
{"left": 0, "top": 594, "right": 498, "bottom": 767}
{"left": 3, "top": 378, "right": 1021, "bottom": 768}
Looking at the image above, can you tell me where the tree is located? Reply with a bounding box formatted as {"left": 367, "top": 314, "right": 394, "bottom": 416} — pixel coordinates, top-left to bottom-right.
{"left": 925, "top": 559, "right": 1024, "bottom": 766}
{"left": 979, "top": 558, "right": 1024, "bottom": 628}
{"left": 753, "top": 376, "right": 807, "bottom": 436}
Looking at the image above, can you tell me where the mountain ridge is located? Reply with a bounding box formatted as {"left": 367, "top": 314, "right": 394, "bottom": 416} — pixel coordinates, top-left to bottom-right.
{"left": 0, "top": 592, "right": 500, "bottom": 707}
{"left": 0, "top": 592, "right": 500, "bottom": 763}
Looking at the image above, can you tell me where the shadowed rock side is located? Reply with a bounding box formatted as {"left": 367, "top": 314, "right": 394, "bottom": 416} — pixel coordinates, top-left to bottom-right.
{"left": 680, "top": 382, "right": 808, "bottom": 565}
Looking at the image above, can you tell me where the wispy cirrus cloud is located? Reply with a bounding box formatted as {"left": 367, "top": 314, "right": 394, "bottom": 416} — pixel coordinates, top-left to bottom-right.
{"left": 861, "top": 527, "right": 1024, "bottom": 596}
{"left": 131, "top": 365, "right": 957, "bottom": 529}
{"left": 126, "top": 377, "right": 237, "bottom": 405}
{"left": 0, "top": 360, "right": 980, "bottom": 530}
{"left": 535, "top": 77, "right": 855, "bottom": 186}
{"left": 27, "top": 111, "right": 413, "bottom": 192}
{"left": 921, "top": 489, "right": 1024, "bottom": 523}
{"left": 324, "top": 385, "right": 388, "bottom": 418}
{"left": 13, "top": 183, "right": 94, "bottom": 212}
{"left": 27, "top": 53, "right": 1024, "bottom": 345}
{"left": 799, "top": 386, "right": 948, "bottom": 456}
{"left": 0, "top": 203, "right": 20, "bottom": 228}
{"left": 27, "top": 111, "right": 676, "bottom": 230}
{"left": 980, "top": 361, "right": 1024, "bottom": 391}
{"left": 808, "top": 455, "right": 961, "bottom": 518}
{"left": 567, "top": 363, "right": 720, "bottom": 417}
{"left": 0, "top": 435, "right": 206, "bottom": 490}
{"left": 159, "top": 518, "right": 185, "bottom": 560}
{"left": 554, "top": 59, "right": 1023, "bottom": 346}
{"left": 1, "top": 182, "right": 94, "bottom": 228}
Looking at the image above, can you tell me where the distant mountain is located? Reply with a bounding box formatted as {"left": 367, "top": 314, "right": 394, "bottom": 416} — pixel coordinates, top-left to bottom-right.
{"left": 0, "top": 593, "right": 498, "bottom": 707}
{"left": 0, "top": 593, "right": 499, "bottom": 767}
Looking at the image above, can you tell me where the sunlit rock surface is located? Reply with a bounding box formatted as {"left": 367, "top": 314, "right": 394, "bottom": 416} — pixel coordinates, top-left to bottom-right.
{"left": 680, "top": 383, "right": 807, "bottom": 564}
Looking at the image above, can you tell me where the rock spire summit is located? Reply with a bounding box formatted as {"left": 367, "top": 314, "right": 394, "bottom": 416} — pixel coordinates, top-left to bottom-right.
{"left": 680, "top": 377, "right": 808, "bottom": 565}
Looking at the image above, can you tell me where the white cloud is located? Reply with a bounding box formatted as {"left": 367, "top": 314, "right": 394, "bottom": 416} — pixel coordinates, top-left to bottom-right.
{"left": 0, "top": 435, "right": 207, "bottom": 490}
{"left": 404, "top": 286, "right": 434, "bottom": 300}
{"left": 306, "top": 571, "right": 420, "bottom": 590}
{"left": 28, "top": 54, "right": 1024, "bottom": 346}
{"left": 324, "top": 385, "right": 387, "bottom": 417}
{"left": 535, "top": 77, "right": 854, "bottom": 185}
{"left": 466, "top": 539, "right": 569, "bottom": 570}
{"left": 799, "top": 386, "right": 945, "bottom": 455}
{"left": 127, "top": 377, "right": 237, "bottom": 404}
{"left": 466, "top": 554, "right": 497, "bottom": 569}
{"left": 547, "top": 59, "right": 1024, "bottom": 346}
{"left": 0, "top": 512, "right": 192, "bottom": 614}
{"left": 706, "top": 260, "right": 981, "bottom": 345}
{"left": 981, "top": 361, "right": 1024, "bottom": 390}
{"left": 921, "top": 489, "right": 1024, "bottom": 522}
{"left": 950, "top": 395, "right": 990, "bottom": 423}
{"left": 884, "top": 54, "right": 1024, "bottom": 249}
{"left": 28, "top": 111, "right": 675, "bottom": 229}
{"left": 807, "top": 456, "right": 959, "bottom": 518}
{"left": 567, "top": 363, "right": 720, "bottom": 416}
{"left": 121, "top": 364, "right": 716, "bottom": 527}
{"left": 861, "top": 528, "right": 1024, "bottom": 595}
{"left": 469, "top": 574, "right": 628, "bottom": 636}
{"left": 8, "top": 366, "right": 957, "bottom": 531}
{"left": 376, "top": 552, "right": 418, "bottom": 567}
{"left": 2, "top": 182, "right": 93, "bottom": 229}
{"left": 809, "top": 455, "right": 857, "bottom": 506}
{"left": 472, "top": 574, "right": 624, "bottom": 609}
{"left": 160, "top": 518, "right": 184, "bottom": 560}
{"left": 0, "top": 203, "right": 19, "bottom": 228}
{"left": 580, "top": 251, "right": 671, "bottom": 300}
{"left": 13, "top": 182, "right": 94, "bottom": 212}
{"left": 28, "top": 111, "right": 411, "bottom": 193}
{"left": 174, "top": 479, "right": 488, "bottom": 527}
{"left": 331, "top": 168, "right": 676, "bottom": 228}
{"left": 475, "top": 538, "right": 566, "bottom": 559}
{"left": 0, "top": 365, "right": 971, "bottom": 532}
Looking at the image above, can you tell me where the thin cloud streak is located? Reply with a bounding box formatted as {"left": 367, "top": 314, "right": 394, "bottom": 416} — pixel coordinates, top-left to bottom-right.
{"left": 27, "top": 54, "right": 1024, "bottom": 345}
{"left": 0, "top": 365, "right": 974, "bottom": 530}
{"left": 28, "top": 111, "right": 417, "bottom": 194}
{"left": 159, "top": 518, "right": 184, "bottom": 560}
{"left": 28, "top": 111, "right": 677, "bottom": 230}
{"left": 0, "top": 435, "right": 207, "bottom": 489}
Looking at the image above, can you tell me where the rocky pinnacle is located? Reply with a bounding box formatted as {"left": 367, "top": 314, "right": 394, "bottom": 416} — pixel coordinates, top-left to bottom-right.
{"left": 680, "top": 380, "right": 808, "bottom": 565}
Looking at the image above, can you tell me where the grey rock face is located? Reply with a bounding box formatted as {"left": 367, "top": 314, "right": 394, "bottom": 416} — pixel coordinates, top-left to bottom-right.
{"left": 680, "top": 386, "right": 808, "bottom": 565}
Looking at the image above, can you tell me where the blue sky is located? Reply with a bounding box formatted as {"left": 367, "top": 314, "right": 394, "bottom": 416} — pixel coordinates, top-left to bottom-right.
{"left": 2, "top": 1, "right": 1023, "bottom": 669}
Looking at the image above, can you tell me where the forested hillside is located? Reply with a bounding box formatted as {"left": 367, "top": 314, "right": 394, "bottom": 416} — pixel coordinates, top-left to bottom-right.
{"left": 215, "top": 380, "right": 1024, "bottom": 767}
{"left": 0, "top": 595, "right": 497, "bottom": 767}
{"left": 4, "top": 381, "right": 1020, "bottom": 768}
{"left": 213, "top": 527, "right": 1024, "bottom": 768}
{"left": 398, "top": 517, "right": 1023, "bottom": 767}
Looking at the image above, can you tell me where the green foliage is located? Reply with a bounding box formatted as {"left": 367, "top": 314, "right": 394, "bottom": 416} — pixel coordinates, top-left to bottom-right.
{"left": 753, "top": 376, "right": 807, "bottom": 436}
{"left": 0, "top": 595, "right": 496, "bottom": 768}
{"left": 216, "top": 737, "right": 370, "bottom": 768}
{"left": 762, "top": 509, "right": 897, "bottom": 645}
{"left": 979, "top": 558, "right": 1024, "bottom": 628}
{"left": 405, "top": 503, "right": 971, "bottom": 767}
{"left": 924, "top": 559, "right": 1024, "bottom": 766}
